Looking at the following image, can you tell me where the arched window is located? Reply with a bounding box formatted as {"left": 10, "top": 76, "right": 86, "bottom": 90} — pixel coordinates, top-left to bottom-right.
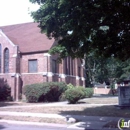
{"left": 0, "top": 44, "right": 1, "bottom": 73}
{"left": 4, "top": 48, "right": 9, "bottom": 73}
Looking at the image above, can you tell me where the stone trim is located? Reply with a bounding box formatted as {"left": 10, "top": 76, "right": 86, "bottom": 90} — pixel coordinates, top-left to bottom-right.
{"left": 21, "top": 72, "right": 44, "bottom": 75}
{"left": 47, "top": 72, "right": 54, "bottom": 77}
{"left": 42, "top": 72, "right": 47, "bottom": 76}
{"left": 12, "top": 54, "right": 17, "bottom": 57}
{"left": 76, "top": 76, "right": 80, "bottom": 80}
{"left": 15, "top": 73, "right": 21, "bottom": 78}
{"left": 0, "top": 30, "right": 16, "bottom": 47}
{"left": 0, "top": 73, "right": 17, "bottom": 76}
{"left": 11, "top": 73, "right": 16, "bottom": 77}
{"left": 59, "top": 74, "right": 66, "bottom": 78}
{"left": 19, "top": 72, "right": 85, "bottom": 80}
{"left": 0, "top": 73, "right": 21, "bottom": 77}
{"left": 43, "top": 53, "right": 51, "bottom": 57}
{"left": 53, "top": 72, "right": 85, "bottom": 80}
{"left": 81, "top": 77, "right": 85, "bottom": 81}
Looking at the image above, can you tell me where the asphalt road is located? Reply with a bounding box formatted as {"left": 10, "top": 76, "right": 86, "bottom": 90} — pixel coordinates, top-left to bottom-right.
{"left": 0, "top": 123, "right": 69, "bottom": 130}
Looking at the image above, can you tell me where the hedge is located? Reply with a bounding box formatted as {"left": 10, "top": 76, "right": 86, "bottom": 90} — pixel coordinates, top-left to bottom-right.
{"left": 23, "top": 82, "right": 67, "bottom": 103}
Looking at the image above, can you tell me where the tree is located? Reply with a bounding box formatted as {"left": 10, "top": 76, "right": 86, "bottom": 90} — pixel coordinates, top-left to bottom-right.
{"left": 118, "top": 59, "right": 130, "bottom": 81}
{"left": 84, "top": 54, "right": 120, "bottom": 86}
{"left": 85, "top": 55, "right": 130, "bottom": 86}
{"left": 30, "top": 0, "right": 130, "bottom": 61}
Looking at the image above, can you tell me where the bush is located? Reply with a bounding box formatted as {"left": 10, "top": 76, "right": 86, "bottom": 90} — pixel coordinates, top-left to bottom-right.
{"left": 44, "top": 82, "right": 67, "bottom": 102}
{"left": 0, "top": 78, "right": 11, "bottom": 101}
{"left": 67, "top": 83, "right": 75, "bottom": 89}
{"left": 23, "top": 82, "right": 67, "bottom": 103}
{"left": 85, "top": 88, "right": 94, "bottom": 98}
{"left": 79, "top": 86, "right": 94, "bottom": 98}
{"left": 23, "top": 83, "right": 46, "bottom": 103}
{"left": 59, "top": 93, "right": 66, "bottom": 101}
{"left": 76, "top": 87, "right": 87, "bottom": 98}
{"left": 65, "top": 87, "right": 85, "bottom": 104}
{"left": 75, "top": 87, "right": 94, "bottom": 98}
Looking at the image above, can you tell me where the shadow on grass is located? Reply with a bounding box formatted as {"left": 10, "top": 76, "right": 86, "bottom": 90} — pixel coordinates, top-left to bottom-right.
{"left": 60, "top": 105, "right": 130, "bottom": 117}
{"left": 0, "top": 102, "right": 20, "bottom": 107}
{"left": 0, "top": 123, "right": 6, "bottom": 129}
{"left": 73, "top": 101, "right": 86, "bottom": 104}
{"left": 93, "top": 94, "right": 118, "bottom": 98}
{"left": 59, "top": 105, "right": 130, "bottom": 130}
{"left": 0, "top": 125, "right": 5, "bottom": 129}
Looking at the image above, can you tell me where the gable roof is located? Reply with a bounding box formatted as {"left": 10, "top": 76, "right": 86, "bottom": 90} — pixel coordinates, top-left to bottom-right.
{"left": 0, "top": 22, "right": 54, "bottom": 53}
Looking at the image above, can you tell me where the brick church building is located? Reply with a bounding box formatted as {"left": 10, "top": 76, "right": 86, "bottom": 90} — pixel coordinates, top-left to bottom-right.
{"left": 0, "top": 22, "right": 85, "bottom": 101}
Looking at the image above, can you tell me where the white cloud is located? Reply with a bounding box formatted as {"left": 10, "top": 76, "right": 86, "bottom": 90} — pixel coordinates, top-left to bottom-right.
{"left": 0, "top": 0, "right": 39, "bottom": 26}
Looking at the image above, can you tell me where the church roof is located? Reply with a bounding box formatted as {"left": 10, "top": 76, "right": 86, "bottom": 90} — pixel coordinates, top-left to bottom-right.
{"left": 0, "top": 22, "right": 54, "bottom": 53}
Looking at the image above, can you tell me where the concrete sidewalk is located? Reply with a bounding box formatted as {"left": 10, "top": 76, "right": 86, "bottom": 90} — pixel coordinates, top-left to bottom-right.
{"left": 0, "top": 119, "right": 118, "bottom": 130}
{"left": 0, "top": 111, "right": 128, "bottom": 130}
{"left": 0, "top": 97, "right": 126, "bottom": 130}
{"left": 0, "top": 102, "right": 118, "bottom": 109}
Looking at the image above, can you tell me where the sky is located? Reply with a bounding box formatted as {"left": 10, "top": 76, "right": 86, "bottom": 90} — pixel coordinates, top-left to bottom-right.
{"left": 0, "top": 0, "right": 39, "bottom": 26}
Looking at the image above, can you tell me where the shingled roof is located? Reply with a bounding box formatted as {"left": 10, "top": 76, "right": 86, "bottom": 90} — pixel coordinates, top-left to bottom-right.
{"left": 0, "top": 22, "right": 54, "bottom": 53}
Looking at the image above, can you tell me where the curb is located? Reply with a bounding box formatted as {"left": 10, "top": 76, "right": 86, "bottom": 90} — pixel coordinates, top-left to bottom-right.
{"left": 0, "top": 120, "right": 117, "bottom": 130}
{"left": 0, "top": 119, "right": 87, "bottom": 130}
{"left": 0, "top": 111, "right": 66, "bottom": 119}
{"left": 0, "top": 119, "right": 67, "bottom": 128}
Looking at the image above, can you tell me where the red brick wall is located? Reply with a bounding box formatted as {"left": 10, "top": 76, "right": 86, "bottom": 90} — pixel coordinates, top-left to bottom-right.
{"left": 0, "top": 31, "right": 19, "bottom": 100}
{"left": 0, "top": 74, "right": 16, "bottom": 100}
{"left": 66, "top": 76, "right": 76, "bottom": 86}
{"left": 21, "top": 74, "right": 46, "bottom": 86}
{"left": 94, "top": 88, "right": 111, "bottom": 94}
{"left": 21, "top": 53, "right": 48, "bottom": 73}
{"left": 0, "top": 31, "right": 18, "bottom": 73}
{"left": 53, "top": 57, "right": 85, "bottom": 86}
{"left": 21, "top": 53, "right": 85, "bottom": 87}
{"left": 16, "top": 53, "right": 21, "bottom": 73}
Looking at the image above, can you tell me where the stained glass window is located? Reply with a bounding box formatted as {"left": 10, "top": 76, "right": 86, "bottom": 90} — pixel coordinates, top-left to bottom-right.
{"left": 4, "top": 48, "right": 9, "bottom": 73}
{"left": 0, "top": 44, "right": 1, "bottom": 73}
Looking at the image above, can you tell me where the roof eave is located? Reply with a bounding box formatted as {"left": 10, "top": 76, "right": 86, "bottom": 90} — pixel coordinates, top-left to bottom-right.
{"left": 20, "top": 50, "right": 49, "bottom": 55}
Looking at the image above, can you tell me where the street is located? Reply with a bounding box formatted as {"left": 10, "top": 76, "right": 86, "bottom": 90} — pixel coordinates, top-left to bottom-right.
{"left": 0, "top": 123, "right": 68, "bottom": 130}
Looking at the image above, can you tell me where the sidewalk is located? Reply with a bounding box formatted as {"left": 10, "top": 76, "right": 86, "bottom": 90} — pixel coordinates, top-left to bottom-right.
{"left": 0, "top": 98, "right": 127, "bottom": 130}
{"left": 0, "top": 110, "right": 128, "bottom": 130}
{"left": 0, "top": 101, "right": 118, "bottom": 109}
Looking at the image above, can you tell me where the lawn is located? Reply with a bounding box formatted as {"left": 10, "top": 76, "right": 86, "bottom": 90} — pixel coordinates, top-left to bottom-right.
{"left": 0, "top": 96, "right": 130, "bottom": 124}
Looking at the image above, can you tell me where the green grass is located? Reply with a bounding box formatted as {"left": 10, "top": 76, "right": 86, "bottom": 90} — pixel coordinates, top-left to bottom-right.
{"left": 0, "top": 96, "right": 129, "bottom": 118}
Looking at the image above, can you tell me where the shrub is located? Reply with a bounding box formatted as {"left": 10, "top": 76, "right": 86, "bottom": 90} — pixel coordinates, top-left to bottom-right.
{"left": 23, "top": 83, "right": 46, "bottom": 103}
{"left": 59, "top": 93, "right": 66, "bottom": 101}
{"left": 44, "top": 82, "right": 67, "bottom": 102}
{"left": 65, "top": 87, "right": 85, "bottom": 104}
{"left": 76, "top": 87, "right": 87, "bottom": 98}
{"left": 0, "top": 78, "right": 11, "bottom": 101}
{"left": 67, "top": 83, "right": 75, "bottom": 89}
{"left": 75, "top": 86, "right": 93, "bottom": 98}
{"left": 85, "top": 88, "right": 94, "bottom": 98}
{"left": 23, "top": 82, "right": 67, "bottom": 103}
